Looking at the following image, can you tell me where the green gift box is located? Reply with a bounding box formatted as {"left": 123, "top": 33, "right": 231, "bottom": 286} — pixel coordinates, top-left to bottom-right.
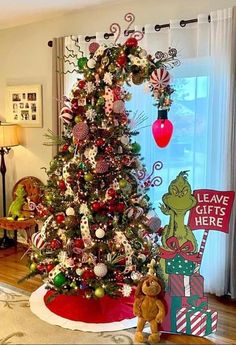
{"left": 165, "top": 254, "right": 195, "bottom": 275}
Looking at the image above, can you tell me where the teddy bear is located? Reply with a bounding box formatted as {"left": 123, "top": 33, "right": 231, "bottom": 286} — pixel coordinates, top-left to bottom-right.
{"left": 133, "top": 273, "right": 166, "bottom": 344}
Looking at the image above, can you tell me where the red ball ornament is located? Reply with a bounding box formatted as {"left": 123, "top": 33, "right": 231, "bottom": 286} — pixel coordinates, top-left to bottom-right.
{"left": 50, "top": 239, "right": 62, "bottom": 250}
{"left": 76, "top": 170, "right": 84, "bottom": 179}
{"left": 115, "top": 271, "right": 124, "bottom": 282}
{"left": 125, "top": 37, "right": 138, "bottom": 48}
{"left": 58, "top": 180, "right": 66, "bottom": 191}
{"left": 118, "top": 258, "right": 126, "bottom": 266}
{"left": 56, "top": 213, "right": 65, "bottom": 224}
{"left": 108, "top": 204, "right": 116, "bottom": 213}
{"left": 105, "top": 145, "right": 113, "bottom": 154}
{"left": 78, "top": 80, "right": 86, "bottom": 89}
{"left": 66, "top": 176, "right": 75, "bottom": 185}
{"left": 95, "top": 137, "right": 105, "bottom": 147}
{"left": 61, "top": 144, "right": 69, "bottom": 152}
{"left": 37, "top": 264, "right": 46, "bottom": 272}
{"left": 73, "top": 238, "right": 84, "bottom": 249}
{"left": 117, "top": 54, "right": 127, "bottom": 67}
{"left": 152, "top": 110, "right": 173, "bottom": 148}
{"left": 116, "top": 202, "right": 125, "bottom": 213}
{"left": 91, "top": 201, "right": 102, "bottom": 212}
{"left": 46, "top": 264, "right": 55, "bottom": 272}
{"left": 81, "top": 269, "right": 96, "bottom": 281}
{"left": 107, "top": 188, "right": 116, "bottom": 197}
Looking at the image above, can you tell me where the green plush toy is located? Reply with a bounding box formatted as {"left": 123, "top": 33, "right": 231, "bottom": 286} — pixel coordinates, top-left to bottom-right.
{"left": 8, "top": 184, "right": 26, "bottom": 220}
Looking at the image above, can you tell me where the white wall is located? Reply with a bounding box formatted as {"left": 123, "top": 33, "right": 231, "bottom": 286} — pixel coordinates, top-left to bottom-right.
{"left": 0, "top": 0, "right": 236, "bottom": 208}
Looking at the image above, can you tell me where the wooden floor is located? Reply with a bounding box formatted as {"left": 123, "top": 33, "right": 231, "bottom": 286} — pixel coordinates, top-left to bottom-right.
{"left": 0, "top": 244, "right": 236, "bottom": 344}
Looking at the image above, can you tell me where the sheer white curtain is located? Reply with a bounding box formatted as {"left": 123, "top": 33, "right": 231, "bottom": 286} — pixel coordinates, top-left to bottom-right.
{"left": 63, "top": 8, "right": 235, "bottom": 296}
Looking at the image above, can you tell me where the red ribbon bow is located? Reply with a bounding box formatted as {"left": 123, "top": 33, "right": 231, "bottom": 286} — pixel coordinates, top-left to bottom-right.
{"left": 159, "top": 236, "right": 201, "bottom": 263}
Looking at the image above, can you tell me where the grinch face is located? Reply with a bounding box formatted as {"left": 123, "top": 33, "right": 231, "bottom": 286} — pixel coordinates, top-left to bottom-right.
{"left": 141, "top": 277, "right": 161, "bottom": 297}
{"left": 163, "top": 173, "right": 196, "bottom": 212}
{"left": 15, "top": 184, "right": 26, "bottom": 198}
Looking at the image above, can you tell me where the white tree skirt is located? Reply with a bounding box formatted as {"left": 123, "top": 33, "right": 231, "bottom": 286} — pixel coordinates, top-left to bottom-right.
{"left": 30, "top": 285, "right": 137, "bottom": 332}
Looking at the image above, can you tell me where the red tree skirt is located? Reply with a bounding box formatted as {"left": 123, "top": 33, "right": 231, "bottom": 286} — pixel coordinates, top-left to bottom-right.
{"left": 44, "top": 290, "right": 135, "bottom": 323}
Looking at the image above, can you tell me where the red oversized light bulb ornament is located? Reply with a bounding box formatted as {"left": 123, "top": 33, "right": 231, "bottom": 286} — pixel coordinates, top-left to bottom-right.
{"left": 152, "top": 109, "right": 173, "bottom": 148}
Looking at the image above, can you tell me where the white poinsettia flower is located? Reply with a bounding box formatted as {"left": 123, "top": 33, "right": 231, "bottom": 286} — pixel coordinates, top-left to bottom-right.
{"left": 84, "top": 81, "right": 96, "bottom": 94}
{"left": 103, "top": 72, "right": 113, "bottom": 85}
{"left": 121, "top": 284, "right": 132, "bottom": 297}
{"left": 85, "top": 108, "right": 97, "bottom": 121}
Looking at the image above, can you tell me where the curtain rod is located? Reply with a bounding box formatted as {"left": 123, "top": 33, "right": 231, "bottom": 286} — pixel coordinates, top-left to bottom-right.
{"left": 47, "top": 15, "right": 211, "bottom": 47}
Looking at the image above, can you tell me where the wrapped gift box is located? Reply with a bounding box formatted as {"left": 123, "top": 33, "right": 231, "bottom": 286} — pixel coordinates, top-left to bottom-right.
{"left": 165, "top": 254, "right": 196, "bottom": 275}
{"left": 161, "top": 294, "right": 208, "bottom": 333}
{"left": 176, "top": 307, "right": 218, "bottom": 336}
{"left": 168, "top": 273, "right": 204, "bottom": 297}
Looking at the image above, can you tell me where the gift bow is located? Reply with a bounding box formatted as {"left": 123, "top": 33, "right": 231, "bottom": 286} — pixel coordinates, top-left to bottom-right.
{"left": 187, "top": 295, "right": 208, "bottom": 312}
{"left": 159, "top": 236, "right": 201, "bottom": 263}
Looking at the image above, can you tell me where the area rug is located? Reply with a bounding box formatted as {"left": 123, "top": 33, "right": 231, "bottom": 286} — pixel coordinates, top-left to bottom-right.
{"left": 0, "top": 283, "right": 173, "bottom": 345}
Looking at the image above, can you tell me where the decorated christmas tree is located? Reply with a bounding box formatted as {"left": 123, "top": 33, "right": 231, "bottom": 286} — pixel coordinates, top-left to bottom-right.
{"left": 26, "top": 20, "right": 178, "bottom": 304}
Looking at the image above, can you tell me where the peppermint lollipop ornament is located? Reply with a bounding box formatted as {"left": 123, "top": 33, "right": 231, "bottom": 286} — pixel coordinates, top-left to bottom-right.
{"left": 150, "top": 68, "right": 170, "bottom": 88}
{"left": 72, "top": 122, "right": 89, "bottom": 141}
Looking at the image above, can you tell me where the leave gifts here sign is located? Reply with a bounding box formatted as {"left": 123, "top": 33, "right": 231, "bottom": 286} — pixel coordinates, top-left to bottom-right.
{"left": 188, "top": 189, "right": 235, "bottom": 232}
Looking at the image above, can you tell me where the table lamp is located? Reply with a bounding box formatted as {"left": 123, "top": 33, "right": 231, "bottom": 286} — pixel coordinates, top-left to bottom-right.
{"left": 0, "top": 122, "right": 20, "bottom": 248}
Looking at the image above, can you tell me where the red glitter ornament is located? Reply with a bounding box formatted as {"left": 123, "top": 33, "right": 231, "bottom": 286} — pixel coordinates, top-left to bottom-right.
{"left": 73, "top": 238, "right": 84, "bottom": 249}
{"left": 37, "top": 264, "right": 46, "bottom": 272}
{"left": 116, "top": 54, "right": 127, "bottom": 67}
{"left": 116, "top": 202, "right": 125, "bottom": 213}
{"left": 46, "top": 264, "right": 55, "bottom": 273}
{"left": 95, "top": 137, "right": 105, "bottom": 147}
{"left": 56, "top": 213, "right": 65, "bottom": 224}
{"left": 95, "top": 159, "right": 109, "bottom": 174}
{"left": 72, "top": 122, "right": 89, "bottom": 141}
{"left": 50, "top": 239, "right": 62, "bottom": 250}
{"left": 91, "top": 201, "right": 102, "bottom": 212}
{"left": 78, "top": 80, "right": 86, "bottom": 89}
{"left": 107, "top": 188, "right": 116, "bottom": 197}
{"left": 58, "top": 180, "right": 66, "bottom": 191}
{"left": 125, "top": 37, "right": 138, "bottom": 48}
{"left": 81, "top": 269, "right": 96, "bottom": 281}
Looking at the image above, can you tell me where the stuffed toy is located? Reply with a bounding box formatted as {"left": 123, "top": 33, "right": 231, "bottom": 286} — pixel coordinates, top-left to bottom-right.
{"left": 133, "top": 261, "right": 166, "bottom": 344}
{"left": 8, "top": 184, "right": 26, "bottom": 220}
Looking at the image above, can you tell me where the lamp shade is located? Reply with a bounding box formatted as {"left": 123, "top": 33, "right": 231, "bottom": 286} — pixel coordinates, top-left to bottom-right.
{"left": 0, "top": 123, "right": 19, "bottom": 148}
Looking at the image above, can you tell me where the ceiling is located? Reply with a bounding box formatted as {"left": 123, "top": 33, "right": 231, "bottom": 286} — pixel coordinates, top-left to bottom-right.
{"left": 0, "top": 0, "right": 121, "bottom": 30}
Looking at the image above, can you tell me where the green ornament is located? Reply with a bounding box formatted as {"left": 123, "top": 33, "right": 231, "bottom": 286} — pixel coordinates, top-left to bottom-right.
{"left": 77, "top": 57, "right": 88, "bottom": 70}
{"left": 78, "top": 162, "right": 86, "bottom": 170}
{"left": 68, "top": 145, "right": 74, "bottom": 153}
{"left": 30, "top": 262, "right": 37, "bottom": 272}
{"left": 126, "top": 227, "right": 133, "bottom": 238}
{"left": 84, "top": 173, "right": 94, "bottom": 182}
{"left": 50, "top": 160, "right": 57, "bottom": 170}
{"left": 131, "top": 142, "right": 141, "bottom": 153}
{"left": 119, "top": 179, "right": 127, "bottom": 188}
{"left": 45, "top": 193, "right": 53, "bottom": 202}
{"left": 94, "top": 287, "right": 105, "bottom": 298}
{"left": 74, "top": 115, "right": 82, "bottom": 123}
{"left": 108, "top": 63, "right": 116, "bottom": 72}
{"left": 53, "top": 272, "right": 67, "bottom": 287}
{"left": 97, "top": 97, "right": 105, "bottom": 106}
{"left": 70, "top": 281, "right": 77, "bottom": 289}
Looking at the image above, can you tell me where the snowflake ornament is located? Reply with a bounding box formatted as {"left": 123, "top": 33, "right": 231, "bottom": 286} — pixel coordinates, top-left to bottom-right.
{"left": 103, "top": 72, "right": 113, "bottom": 85}
{"left": 85, "top": 108, "right": 97, "bottom": 121}
{"left": 121, "top": 284, "right": 132, "bottom": 297}
{"left": 84, "top": 81, "right": 96, "bottom": 94}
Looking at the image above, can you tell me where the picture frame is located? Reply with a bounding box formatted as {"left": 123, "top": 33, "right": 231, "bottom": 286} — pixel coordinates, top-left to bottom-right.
{"left": 6, "top": 84, "right": 42, "bottom": 127}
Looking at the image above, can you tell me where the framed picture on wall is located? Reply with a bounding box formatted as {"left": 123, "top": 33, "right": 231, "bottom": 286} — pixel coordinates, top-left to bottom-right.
{"left": 6, "top": 84, "right": 42, "bottom": 127}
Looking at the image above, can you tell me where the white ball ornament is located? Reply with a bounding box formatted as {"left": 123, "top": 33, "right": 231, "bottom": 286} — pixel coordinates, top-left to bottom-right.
{"left": 76, "top": 268, "right": 83, "bottom": 276}
{"left": 95, "top": 228, "right": 105, "bottom": 239}
{"left": 139, "top": 49, "right": 147, "bottom": 58}
{"left": 66, "top": 207, "right": 75, "bottom": 216}
{"left": 94, "top": 263, "right": 108, "bottom": 277}
{"left": 87, "top": 58, "right": 96, "bottom": 69}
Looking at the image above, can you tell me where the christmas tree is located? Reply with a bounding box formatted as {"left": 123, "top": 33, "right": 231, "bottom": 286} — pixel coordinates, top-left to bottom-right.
{"left": 27, "top": 29, "right": 178, "bottom": 300}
